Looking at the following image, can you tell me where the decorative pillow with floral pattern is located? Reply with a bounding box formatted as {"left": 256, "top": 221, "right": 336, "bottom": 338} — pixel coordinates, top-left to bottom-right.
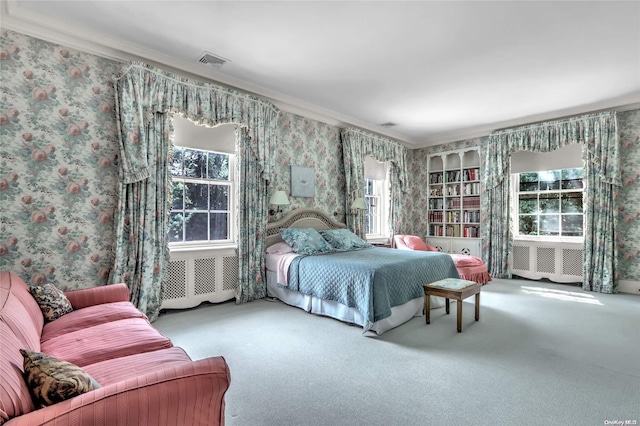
{"left": 29, "top": 283, "right": 73, "bottom": 322}
{"left": 320, "top": 229, "right": 373, "bottom": 251}
{"left": 20, "top": 349, "right": 100, "bottom": 407}
{"left": 279, "top": 228, "right": 334, "bottom": 255}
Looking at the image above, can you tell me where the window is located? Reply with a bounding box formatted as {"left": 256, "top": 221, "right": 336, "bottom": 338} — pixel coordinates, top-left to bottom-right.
{"left": 169, "top": 147, "right": 234, "bottom": 244}
{"left": 514, "top": 168, "right": 584, "bottom": 239}
{"left": 364, "top": 178, "right": 388, "bottom": 238}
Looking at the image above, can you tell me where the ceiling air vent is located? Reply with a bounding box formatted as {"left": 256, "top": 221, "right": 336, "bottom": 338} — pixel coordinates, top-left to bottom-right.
{"left": 198, "top": 51, "right": 229, "bottom": 68}
{"left": 379, "top": 122, "right": 397, "bottom": 128}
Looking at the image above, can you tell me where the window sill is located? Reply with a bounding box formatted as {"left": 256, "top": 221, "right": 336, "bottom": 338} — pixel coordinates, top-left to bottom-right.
{"left": 169, "top": 243, "right": 237, "bottom": 253}
{"left": 513, "top": 236, "right": 584, "bottom": 244}
{"left": 367, "top": 236, "right": 390, "bottom": 245}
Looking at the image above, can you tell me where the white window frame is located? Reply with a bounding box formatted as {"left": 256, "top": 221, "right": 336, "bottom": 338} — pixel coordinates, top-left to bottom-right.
{"left": 169, "top": 148, "right": 236, "bottom": 250}
{"left": 511, "top": 168, "right": 584, "bottom": 244}
{"left": 364, "top": 177, "right": 390, "bottom": 242}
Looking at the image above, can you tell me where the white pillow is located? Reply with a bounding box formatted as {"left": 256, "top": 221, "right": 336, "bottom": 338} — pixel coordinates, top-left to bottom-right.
{"left": 266, "top": 241, "right": 294, "bottom": 254}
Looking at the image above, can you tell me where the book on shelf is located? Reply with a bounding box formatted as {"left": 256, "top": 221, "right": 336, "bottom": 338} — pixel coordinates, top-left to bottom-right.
{"left": 446, "top": 198, "right": 461, "bottom": 209}
{"left": 463, "top": 226, "right": 479, "bottom": 238}
{"left": 445, "top": 225, "right": 461, "bottom": 237}
{"left": 445, "top": 170, "right": 460, "bottom": 183}
{"left": 463, "top": 210, "right": 480, "bottom": 223}
{"left": 428, "top": 211, "right": 443, "bottom": 223}
{"left": 429, "top": 225, "right": 444, "bottom": 236}
{"left": 462, "top": 182, "right": 480, "bottom": 195}
{"left": 429, "top": 199, "right": 444, "bottom": 209}
{"left": 446, "top": 211, "right": 461, "bottom": 223}
{"left": 462, "top": 196, "right": 480, "bottom": 209}
{"left": 446, "top": 184, "right": 460, "bottom": 196}
{"left": 463, "top": 168, "right": 480, "bottom": 181}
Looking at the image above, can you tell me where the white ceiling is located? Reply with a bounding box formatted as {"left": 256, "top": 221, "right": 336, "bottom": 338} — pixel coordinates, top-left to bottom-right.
{"left": 3, "top": 0, "right": 640, "bottom": 147}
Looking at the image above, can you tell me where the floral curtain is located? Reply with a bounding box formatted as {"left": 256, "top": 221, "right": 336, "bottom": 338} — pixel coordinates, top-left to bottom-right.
{"left": 341, "top": 128, "right": 409, "bottom": 239}
{"left": 236, "top": 128, "right": 269, "bottom": 302}
{"left": 110, "top": 112, "right": 171, "bottom": 321}
{"left": 481, "top": 111, "right": 620, "bottom": 293}
{"left": 112, "top": 62, "right": 278, "bottom": 319}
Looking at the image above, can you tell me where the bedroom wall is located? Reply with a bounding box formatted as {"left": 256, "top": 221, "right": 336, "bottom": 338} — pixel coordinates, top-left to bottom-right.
{"left": 0, "top": 29, "right": 121, "bottom": 290}
{"left": 0, "top": 29, "right": 347, "bottom": 290}
{"left": 271, "top": 112, "right": 346, "bottom": 222}
{"left": 408, "top": 111, "right": 640, "bottom": 284}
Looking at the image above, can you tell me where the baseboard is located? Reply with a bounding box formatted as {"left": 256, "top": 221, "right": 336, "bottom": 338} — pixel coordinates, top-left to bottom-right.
{"left": 618, "top": 280, "right": 640, "bottom": 294}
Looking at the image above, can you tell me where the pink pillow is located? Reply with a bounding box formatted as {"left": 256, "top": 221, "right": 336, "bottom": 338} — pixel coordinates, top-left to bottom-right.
{"left": 403, "top": 236, "right": 437, "bottom": 251}
{"left": 266, "top": 241, "right": 294, "bottom": 254}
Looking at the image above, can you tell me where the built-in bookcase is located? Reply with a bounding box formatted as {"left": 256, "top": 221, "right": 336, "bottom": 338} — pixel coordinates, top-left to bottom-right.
{"left": 426, "top": 148, "right": 481, "bottom": 257}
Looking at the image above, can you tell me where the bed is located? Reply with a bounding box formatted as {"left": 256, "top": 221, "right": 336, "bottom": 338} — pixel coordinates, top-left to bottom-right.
{"left": 265, "top": 208, "right": 460, "bottom": 335}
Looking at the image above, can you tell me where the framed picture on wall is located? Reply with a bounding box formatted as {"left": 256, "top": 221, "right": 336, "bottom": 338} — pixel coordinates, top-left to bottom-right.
{"left": 290, "top": 166, "right": 315, "bottom": 198}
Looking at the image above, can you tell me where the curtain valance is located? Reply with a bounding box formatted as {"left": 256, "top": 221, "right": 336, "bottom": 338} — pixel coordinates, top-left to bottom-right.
{"left": 114, "top": 61, "right": 279, "bottom": 184}
{"left": 484, "top": 111, "right": 620, "bottom": 189}
{"left": 341, "top": 127, "right": 409, "bottom": 189}
{"left": 341, "top": 127, "right": 408, "bottom": 237}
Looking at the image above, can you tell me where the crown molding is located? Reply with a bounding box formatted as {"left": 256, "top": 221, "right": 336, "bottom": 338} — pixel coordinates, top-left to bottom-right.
{"left": 417, "top": 98, "right": 640, "bottom": 147}
{"left": 0, "top": 0, "right": 418, "bottom": 147}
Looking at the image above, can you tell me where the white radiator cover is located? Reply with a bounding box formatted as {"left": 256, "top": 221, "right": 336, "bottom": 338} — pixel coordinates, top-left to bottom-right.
{"left": 510, "top": 241, "right": 583, "bottom": 283}
{"left": 161, "top": 247, "right": 238, "bottom": 309}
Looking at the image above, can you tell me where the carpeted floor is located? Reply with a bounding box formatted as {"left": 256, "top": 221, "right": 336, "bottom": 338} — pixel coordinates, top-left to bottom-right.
{"left": 153, "top": 278, "right": 640, "bottom": 426}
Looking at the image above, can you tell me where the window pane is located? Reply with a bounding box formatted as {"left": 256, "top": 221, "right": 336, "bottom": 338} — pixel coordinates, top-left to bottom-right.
{"left": 171, "top": 147, "right": 183, "bottom": 176}
{"left": 364, "top": 179, "right": 373, "bottom": 195}
{"left": 208, "top": 153, "right": 230, "bottom": 180}
{"left": 519, "top": 216, "right": 537, "bottom": 235}
{"left": 210, "top": 213, "right": 228, "bottom": 240}
{"left": 184, "top": 183, "right": 208, "bottom": 210}
{"left": 185, "top": 212, "right": 208, "bottom": 241}
{"left": 539, "top": 170, "right": 560, "bottom": 190}
{"left": 171, "top": 181, "right": 184, "bottom": 210}
{"left": 539, "top": 193, "right": 559, "bottom": 213}
{"left": 561, "top": 192, "right": 583, "bottom": 213}
{"left": 183, "top": 149, "right": 207, "bottom": 178}
{"left": 168, "top": 212, "right": 184, "bottom": 243}
{"left": 561, "top": 168, "right": 583, "bottom": 189}
{"left": 519, "top": 194, "right": 537, "bottom": 214}
{"left": 519, "top": 173, "right": 538, "bottom": 192}
{"left": 562, "top": 215, "right": 583, "bottom": 236}
{"left": 539, "top": 215, "right": 559, "bottom": 236}
{"left": 209, "top": 185, "right": 229, "bottom": 210}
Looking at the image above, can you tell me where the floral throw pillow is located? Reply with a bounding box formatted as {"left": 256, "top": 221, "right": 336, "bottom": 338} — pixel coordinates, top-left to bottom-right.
{"left": 20, "top": 349, "right": 100, "bottom": 407}
{"left": 320, "top": 229, "right": 373, "bottom": 251}
{"left": 29, "top": 283, "right": 74, "bottom": 322}
{"left": 279, "top": 228, "right": 334, "bottom": 255}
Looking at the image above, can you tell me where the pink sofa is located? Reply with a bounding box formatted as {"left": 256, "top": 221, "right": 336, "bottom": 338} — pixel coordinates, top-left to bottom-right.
{"left": 0, "top": 271, "right": 230, "bottom": 425}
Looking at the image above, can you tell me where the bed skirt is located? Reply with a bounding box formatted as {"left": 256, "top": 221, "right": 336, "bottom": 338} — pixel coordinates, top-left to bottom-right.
{"left": 266, "top": 271, "right": 446, "bottom": 335}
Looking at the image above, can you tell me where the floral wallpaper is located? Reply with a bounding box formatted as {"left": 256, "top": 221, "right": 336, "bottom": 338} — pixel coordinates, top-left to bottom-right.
{"left": 270, "top": 112, "right": 346, "bottom": 222}
{"left": 0, "top": 29, "right": 121, "bottom": 290}
{"left": 617, "top": 109, "right": 640, "bottom": 281}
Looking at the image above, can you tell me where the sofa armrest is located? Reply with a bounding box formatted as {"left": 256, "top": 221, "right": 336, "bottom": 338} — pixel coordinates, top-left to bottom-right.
{"left": 5, "top": 356, "right": 230, "bottom": 426}
{"left": 64, "top": 283, "right": 130, "bottom": 309}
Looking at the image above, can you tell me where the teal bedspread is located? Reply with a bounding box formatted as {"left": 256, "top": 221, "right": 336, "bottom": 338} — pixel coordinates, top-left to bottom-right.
{"left": 285, "top": 247, "right": 459, "bottom": 328}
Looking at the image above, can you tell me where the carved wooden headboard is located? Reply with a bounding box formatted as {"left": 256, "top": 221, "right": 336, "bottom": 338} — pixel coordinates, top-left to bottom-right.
{"left": 266, "top": 208, "right": 346, "bottom": 247}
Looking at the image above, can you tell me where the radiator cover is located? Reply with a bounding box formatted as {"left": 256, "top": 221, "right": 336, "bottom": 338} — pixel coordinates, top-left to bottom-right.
{"left": 511, "top": 241, "right": 583, "bottom": 283}
{"left": 162, "top": 247, "right": 238, "bottom": 309}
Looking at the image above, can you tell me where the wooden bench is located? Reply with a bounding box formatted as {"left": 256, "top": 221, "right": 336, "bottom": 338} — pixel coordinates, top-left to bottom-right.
{"left": 423, "top": 278, "right": 482, "bottom": 332}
